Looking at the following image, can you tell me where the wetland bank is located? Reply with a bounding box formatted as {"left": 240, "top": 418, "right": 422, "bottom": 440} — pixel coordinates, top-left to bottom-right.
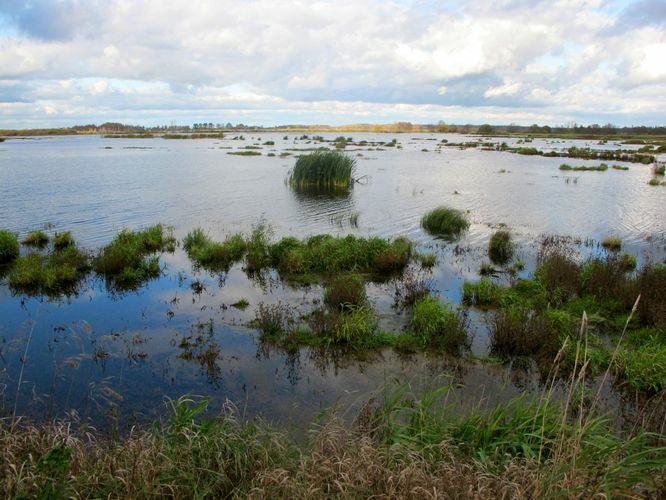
{"left": 1, "top": 132, "right": 665, "bottom": 496}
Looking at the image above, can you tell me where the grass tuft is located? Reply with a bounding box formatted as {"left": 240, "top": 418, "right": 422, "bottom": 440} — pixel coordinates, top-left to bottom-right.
{"left": 288, "top": 151, "right": 356, "bottom": 190}
{"left": 488, "top": 229, "right": 514, "bottom": 265}
{"left": 53, "top": 231, "right": 74, "bottom": 249}
{"left": 183, "top": 229, "right": 247, "bottom": 272}
{"left": 21, "top": 230, "right": 49, "bottom": 247}
{"left": 0, "top": 229, "right": 19, "bottom": 264}
{"left": 94, "top": 224, "right": 175, "bottom": 290}
{"left": 601, "top": 236, "right": 622, "bottom": 251}
{"left": 323, "top": 274, "right": 367, "bottom": 311}
{"left": 421, "top": 207, "right": 470, "bottom": 238}
{"left": 9, "top": 246, "right": 90, "bottom": 295}
{"left": 411, "top": 296, "right": 470, "bottom": 354}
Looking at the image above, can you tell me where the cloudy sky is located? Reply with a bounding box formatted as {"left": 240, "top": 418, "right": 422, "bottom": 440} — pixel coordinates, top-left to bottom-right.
{"left": 0, "top": 0, "right": 664, "bottom": 128}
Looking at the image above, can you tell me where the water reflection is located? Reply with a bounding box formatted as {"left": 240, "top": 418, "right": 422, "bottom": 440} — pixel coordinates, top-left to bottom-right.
{"left": 289, "top": 186, "right": 358, "bottom": 230}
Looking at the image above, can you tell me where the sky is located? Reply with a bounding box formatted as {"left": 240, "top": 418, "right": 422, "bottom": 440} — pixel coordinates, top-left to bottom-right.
{"left": 0, "top": 0, "right": 664, "bottom": 128}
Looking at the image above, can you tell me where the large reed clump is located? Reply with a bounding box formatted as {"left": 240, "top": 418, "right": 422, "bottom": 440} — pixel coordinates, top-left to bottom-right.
{"left": 288, "top": 151, "right": 356, "bottom": 190}
{"left": 94, "top": 224, "right": 175, "bottom": 290}
{"left": 421, "top": 207, "right": 470, "bottom": 238}
{"left": 0, "top": 229, "right": 19, "bottom": 264}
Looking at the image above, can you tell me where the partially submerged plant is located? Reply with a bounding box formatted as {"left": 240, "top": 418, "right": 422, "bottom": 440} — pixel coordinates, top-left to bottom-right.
{"left": 9, "top": 245, "right": 90, "bottom": 295}
{"left": 323, "top": 274, "right": 367, "bottom": 311}
{"left": 183, "top": 228, "right": 246, "bottom": 272}
{"left": 601, "top": 236, "right": 622, "bottom": 251}
{"left": 288, "top": 151, "right": 356, "bottom": 190}
{"left": 421, "top": 207, "right": 470, "bottom": 238}
{"left": 411, "top": 296, "right": 470, "bottom": 354}
{"left": 0, "top": 229, "right": 19, "bottom": 264}
{"left": 53, "top": 231, "right": 74, "bottom": 249}
{"left": 488, "top": 229, "right": 514, "bottom": 265}
{"left": 21, "top": 230, "right": 49, "bottom": 247}
{"left": 94, "top": 224, "right": 175, "bottom": 290}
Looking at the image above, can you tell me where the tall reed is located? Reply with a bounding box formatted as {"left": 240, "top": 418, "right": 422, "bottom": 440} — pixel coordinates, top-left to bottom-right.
{"left": 288, "top": 151, "right": 356, "bottom": 190}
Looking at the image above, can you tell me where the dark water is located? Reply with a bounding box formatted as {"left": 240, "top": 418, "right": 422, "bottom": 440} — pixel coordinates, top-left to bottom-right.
{"left": 0, "top": 133, "right": 664, "bottom": 430}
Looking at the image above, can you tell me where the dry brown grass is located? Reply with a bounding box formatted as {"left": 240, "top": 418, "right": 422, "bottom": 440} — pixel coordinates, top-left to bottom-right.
{"left": 250, "top": 417, "right": 539, "bottom": 499}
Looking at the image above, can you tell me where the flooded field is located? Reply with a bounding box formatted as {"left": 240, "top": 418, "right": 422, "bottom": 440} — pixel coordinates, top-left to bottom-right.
{"left": 1, "top": 133, "right": 664, "bottom": 430}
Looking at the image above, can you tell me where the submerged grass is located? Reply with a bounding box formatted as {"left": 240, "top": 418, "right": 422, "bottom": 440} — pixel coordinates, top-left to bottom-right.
{"left": 421, "top": 206, "right": 470, "bottom": 238}
{"left": 288, "top": 151, "right": 356, "bottom": 190}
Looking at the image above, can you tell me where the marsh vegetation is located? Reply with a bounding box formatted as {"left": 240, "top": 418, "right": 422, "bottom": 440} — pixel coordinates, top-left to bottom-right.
{"left": 421, "top": 207, "right": 470, "bottom": 238}
{"left": 288, "top": 151, "right": 356, "bottom": 190}
{"left": 2, "top": 132, "right": 666, "bottom": 498}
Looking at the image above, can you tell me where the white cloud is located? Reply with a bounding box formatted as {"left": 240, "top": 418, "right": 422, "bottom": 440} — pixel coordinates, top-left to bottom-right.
{"left": 484, "top": 81, "right": 523, "bottom": 98}
{"left": 0, "top": 0, "right": 664, "bottom": 126}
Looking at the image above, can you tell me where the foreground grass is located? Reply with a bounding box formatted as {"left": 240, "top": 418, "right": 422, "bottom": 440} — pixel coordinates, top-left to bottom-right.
{"left": 1, "top": 382, "right": 664, "bottom": 499}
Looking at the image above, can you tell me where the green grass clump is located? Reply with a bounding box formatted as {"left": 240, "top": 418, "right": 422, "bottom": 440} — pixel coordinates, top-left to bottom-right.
{"left": 617, "top": 340, "right": 666, "bottom": 393}
{"left": 514, "top": 147, "right": 540, "bottom": 155}
{"left": 329, "top": 306, "right": 376, "bottom": 344}
{"left": 53, "top": 231, "right": 74, "bottom": 249}
{"left": 244, "top": 224, "right": 272, "bottom": 273}
{"left": 654, "top": 164, "right": 665, "bottom": 176}
{"left": 9, "top": 246, "right": 90, "bottom": 295}
{"left": 488, "top": 230, "right": 514, "bottom": 265}
{"left": 462, "top": 278, "right": 506, "bottom": 306}
{"left": 421, "top": 207, "right": 470, "bottom": 238}
{"left": 271, "top": 234, "right": 411, "bottom": 278}
{"left": 288, "top": 151, "right": 356, "bottom": 190}
{"left": 411, "top": 296, "right": 469, "bottom": 354}
{"left": 230, "top": 299, "right": 250, "bottom": 310}
{"left": 227, "top": 151, "right": 261, "bottom": 156}
{"left": 21, "top": 230, "right": 49, "bottom": 247}
{"left": 415, "top": 252, "right": 437, "bottom": 268}
{"left": 0, "top": 229, "right": 19, "bottom": 264}
{"left": 559, "top": 164, "right": 608, "bottom": 172}
{"left": 489, "top": 307, "right": 561, "bottom": 359}
{"left": 635, "top": 264, "right": 666, "bottom": 327}
{"left": 323, "top": 274, "right": 367, "bottom": 311}
{"left": 648, "top": 177, "right": 663, "bottom": 186}
{"left": 94, "top": 225, "right": 175, "bottom": 290}
{"left": 611, "top": 164, "right": 629, "bottom": 170}
{"left": 183, "top": 229, "right": 247, "bottom": 272}
{"left": 601, "top": 236, "right": 622, "bottom": 251}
